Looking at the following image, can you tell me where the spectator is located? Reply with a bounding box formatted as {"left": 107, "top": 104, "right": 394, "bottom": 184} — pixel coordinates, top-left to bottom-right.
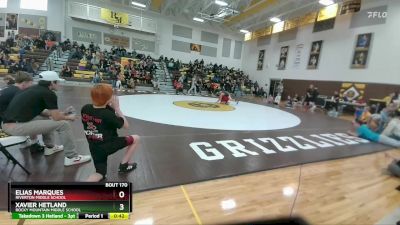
{"left": 2, "top": 71, "right": 92, "bottom": 165}
{"left": 326, "top": 91, "right": 340, "bottom": 111}
{"left": 349, "top": 114, "right": 400, "bottom": 147}
{"left": 3, "top": 75, "right": 15, "bottom": 86}
{"left": 382, "top": 111, "right": 400, "bottom": 140}
{"left": 57, "top": 43, "right": 63, "bottom": 59}
{"left": 93, "top": 70, "right": 101, "bottom": 84}
{"left": 61, "top": 65, "right": 72, "bottom": 78}
{"left": 187, "top": 76, "right": 197, "bottom": 95}
{"left": 46, "top": 57, "right": 53, "bottom": 71}
{"left": 355, "top": 106, "right": 373, "bottom": 125}
{"left": 304, "top": 84, "right": 314, "bottom": 106}
{"left": 0, "top": 72, "right": 33, "bottom": 126}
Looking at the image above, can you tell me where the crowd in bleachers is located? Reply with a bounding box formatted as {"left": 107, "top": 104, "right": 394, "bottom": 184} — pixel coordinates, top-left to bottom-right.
{"left": 62, "top": 41, "right": 158, "bottom": 89}
{"left": 1, "top": 34, "right": 269, "bottom": 98}
{"left": 163, "top": 56, "right": 265, "bottom": 97}
{"left": 0, "top": 34, "right": 49, "bottom": 75}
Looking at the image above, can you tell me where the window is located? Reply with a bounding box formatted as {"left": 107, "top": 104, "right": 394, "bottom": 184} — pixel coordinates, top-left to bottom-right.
{"left": 20, "top": 0, "right": 48, "bottom": 11}
{"left": 0, "top": 0, "right": 7, "bottom": 8}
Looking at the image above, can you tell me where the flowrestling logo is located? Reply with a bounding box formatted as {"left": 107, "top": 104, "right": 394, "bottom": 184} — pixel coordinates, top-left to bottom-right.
{"left": 189, "top": 133, "right": 370, "bottom": 161}
{"left": 367, "top": 11, "right": 387, "bottom": 19}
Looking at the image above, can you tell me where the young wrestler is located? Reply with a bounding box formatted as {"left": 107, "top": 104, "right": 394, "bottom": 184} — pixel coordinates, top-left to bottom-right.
{"left": 217, "top": 91, "right": 234, "bottom": 105}
{"left": 82, "top": 84, "right": 140, "bottom": 181}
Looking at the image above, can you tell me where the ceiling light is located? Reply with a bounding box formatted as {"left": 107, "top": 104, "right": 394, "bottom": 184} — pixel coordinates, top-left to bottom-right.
{"left": 240, "top": 29, "right": 249, "bottom": 33}
{"left": 270, "top": 17, "right": 281, "bottom": 23}
{"left": 272, "top": 21, "right": 284, "bottom": 33}
{"left": 319, "top": 0, "right": 334, "bottom": 6}
{"left": 215, "top": 0, "right": 228, "bottom": 6}
{"left": 193, "top": 17, "right": 204, "bottom": 22}
{"left": 132, "top": 1, "right": 146, "bottom": 8}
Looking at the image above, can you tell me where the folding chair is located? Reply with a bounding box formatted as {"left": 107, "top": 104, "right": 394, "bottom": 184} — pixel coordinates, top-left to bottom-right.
{"left": 0, "top": 135, "right": 30, "bottom": 175}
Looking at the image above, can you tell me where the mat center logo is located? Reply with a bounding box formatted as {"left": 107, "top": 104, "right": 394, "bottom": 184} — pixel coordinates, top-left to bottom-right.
{"left": 173, "top": 101, "right": 235, "bottom": 111}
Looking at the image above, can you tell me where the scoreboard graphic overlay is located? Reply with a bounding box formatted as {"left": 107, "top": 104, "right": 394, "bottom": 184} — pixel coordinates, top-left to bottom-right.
{"left": 8, "top": 182, "right": 132, "bottom": 220}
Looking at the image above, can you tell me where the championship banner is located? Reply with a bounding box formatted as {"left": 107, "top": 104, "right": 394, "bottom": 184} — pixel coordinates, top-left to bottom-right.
{"left": 340, "top": 0, "right": 361, "bottom": 15}
{"left": 72, "top": 27, "right": 102, "bottom": 44}
{"left": 19, "top": 15, "right": 47, "bottom": 29}
{"left": 18, "top": 27, "right": 40, "bottom": 39}
{"left": 190, "top": 43, "right": 201, "bottom": 52}
{"left": 104, "top": 33, "right": 130, "bottom": 48}
{"left": 39, "top": 29, "right": 61, "bottom": 42}
{"left": 100, "top": 8, "right": 129, "bottom": 25}
{"left": 340, "top": 83, "right": 366, "bottom": 101}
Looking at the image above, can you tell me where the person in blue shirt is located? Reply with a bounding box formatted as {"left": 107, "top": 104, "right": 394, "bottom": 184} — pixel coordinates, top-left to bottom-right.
{"left": 349, "top": 114, "right": 400, "bottom": 147}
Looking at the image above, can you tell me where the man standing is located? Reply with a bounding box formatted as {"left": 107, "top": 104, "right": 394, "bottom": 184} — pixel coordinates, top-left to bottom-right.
{"left": 0, "top": 71, "right": 33, "bottom": 126}
{"left": 187, "top": 76, "right": 197, "bottom": 95}
{"left": 2, "top": 71, "right": 91, "bottom": 166}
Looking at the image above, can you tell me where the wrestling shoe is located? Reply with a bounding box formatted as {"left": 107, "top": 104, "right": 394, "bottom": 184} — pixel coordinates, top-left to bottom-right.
{"left": 118, "top": 162, "right": 137, "bottom": 173}
{"left": 44, "top": 145, "right": 64, "bottom": 156}
{"left": 64, "top": 155, "right": 92, "bottom": 166}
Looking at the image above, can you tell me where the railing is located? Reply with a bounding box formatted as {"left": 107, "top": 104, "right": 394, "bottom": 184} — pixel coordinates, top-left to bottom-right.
{"left": 68, "top": 1, "right": 157, "bottom": 34}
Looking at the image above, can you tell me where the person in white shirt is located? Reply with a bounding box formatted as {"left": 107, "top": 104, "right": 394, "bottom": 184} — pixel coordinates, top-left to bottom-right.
{"left": 187, "top": 76, "right": 197, "bottom": 95}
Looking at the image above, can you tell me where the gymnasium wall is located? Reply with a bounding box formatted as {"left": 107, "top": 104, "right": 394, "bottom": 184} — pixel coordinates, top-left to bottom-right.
{"left": 282, "top": 79, "right": 400, "bottom": 101}
{"left": 65, "top": 0, "right": 244, "bottom": 68}
{"left": 0, "top": 0, "right": 65, "bottom": 42}
{"left": 157, "top": 19, "right": 244, "bottom": 69}
{"left": 64, "top": 18, "right": 158, "bottom": 57}
{"left": 241, "top": 0, "right": 400, "bottom": 88}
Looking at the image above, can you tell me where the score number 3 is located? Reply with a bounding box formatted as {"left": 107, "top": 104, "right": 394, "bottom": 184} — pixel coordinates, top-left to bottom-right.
{"left": 119, "top": 191, "right": 125, "bottom": 211}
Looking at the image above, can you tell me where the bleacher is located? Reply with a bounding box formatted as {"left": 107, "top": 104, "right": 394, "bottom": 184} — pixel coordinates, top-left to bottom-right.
{"left": 25, "top": 49, "right": 51, "bottom": 66}
{"left": 73, "top": 70, "right": 95, "bottom": 79}
{"left": 66, "top": 58, "right": 80, "bottom": 69}
{"left": 0, "top": 48, "right": 51, "bottom": 76}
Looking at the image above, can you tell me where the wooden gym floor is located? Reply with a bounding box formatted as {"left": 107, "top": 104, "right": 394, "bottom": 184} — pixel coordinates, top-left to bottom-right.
{"left": 0, "top": 84, "right": 399, "bottom": 224}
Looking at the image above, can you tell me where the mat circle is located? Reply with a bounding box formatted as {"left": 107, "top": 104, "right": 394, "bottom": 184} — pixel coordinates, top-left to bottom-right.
{"left": 173, "top": 101, "right": 235, "bottom": 111}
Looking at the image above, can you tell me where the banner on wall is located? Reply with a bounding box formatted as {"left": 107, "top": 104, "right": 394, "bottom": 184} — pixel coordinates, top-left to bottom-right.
{"left": 340, "top": 0, "right": 361, "bottom": 15}
{"left": 132, "top": 38, "right": 156, "bottom": 52}
{"left": 340, "top": 83, "right": 366, "bottom": 101}
{"left": 190, "top": 43, "right": 201, "bottom": 52}
{"left": 19, "top": 14, "right": 47, "bottom": 29}
{"left": 100, "top": 8, "right": 129, "bottom": 25}
{"left": 307, "top": 40, "right": 323, "bottom": 69}
{"left": 313, "top": 18, "right": 335, "bottom": 33}
{"left": 40, "top": 29, "right": 61, "bottom": 42}
{"left": 293, "top": 44, "right": 304, "bottom": 69}
{"left": 104, "top": 33, "right": 130, "bottom": 48}
{"left": 351, "top": 33, "right": 372, "bottom": 69}
{"left": 257, "top": 49, "right": 265, "bottom": 71}
{"left": 72, "top": 27, "right": 102, "bottom": 44}
{"left": 6, "top": 13, "right": 18, "bottom": 30}
{"left": 18, "top": 27, "right": 40, "bottom": 39}
{"left": 278, "top": 46, "right": 289, "bottom": 70}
